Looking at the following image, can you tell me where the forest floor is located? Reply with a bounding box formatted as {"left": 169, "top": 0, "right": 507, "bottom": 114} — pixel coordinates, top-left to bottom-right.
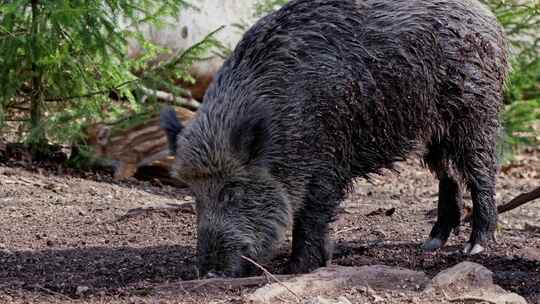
{"left": 0, "top": 147, "right": 538, "bottom": 304}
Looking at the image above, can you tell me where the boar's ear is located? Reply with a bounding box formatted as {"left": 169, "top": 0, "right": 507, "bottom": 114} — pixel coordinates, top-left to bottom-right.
{"left": 160, "top": 106, "right": 184, "bottom": 156}
{"left": 231, "top": 116, "right": 269, "bottom": 163}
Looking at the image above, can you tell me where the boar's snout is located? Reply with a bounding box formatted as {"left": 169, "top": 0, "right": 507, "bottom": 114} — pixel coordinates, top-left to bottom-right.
{"left": 197, "top": 225, "right": 256, "bottom": 278}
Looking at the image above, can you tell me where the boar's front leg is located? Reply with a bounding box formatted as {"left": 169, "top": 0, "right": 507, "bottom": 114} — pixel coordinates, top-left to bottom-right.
{"left": 288, "top": 179, "right": 344, "bottom": 274}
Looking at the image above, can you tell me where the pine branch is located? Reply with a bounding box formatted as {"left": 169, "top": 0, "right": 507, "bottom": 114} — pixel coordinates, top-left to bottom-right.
{"left": 44, "top": 80, "right": 137, "bottom": 102}
{"left": 147, "top": 25, "right": 225, "bottom": 75}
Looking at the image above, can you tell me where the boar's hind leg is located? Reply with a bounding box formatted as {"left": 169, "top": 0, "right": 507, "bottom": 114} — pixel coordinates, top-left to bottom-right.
{"left": 458, "top": 131, "right": 499, "bottom": 255}
{"left": 422, "top": 145, "right": 463, "bottom": 252}
{"left": 288, "top": 180, "right": 342, "bottom": 274}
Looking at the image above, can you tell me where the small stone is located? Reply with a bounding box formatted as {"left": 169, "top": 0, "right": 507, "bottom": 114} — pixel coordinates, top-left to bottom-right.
{"left": 372, "top": 294, "right": 384, "bottom": 303}
{"left": 303, "top": 296, "right": 331, "bottom": 304}
{"left": 336, "top": 297, "right": 352, "bottom": 304}
{"left": 372, "top": 230, "right": 386, "bottom": 238}
{"left": 366, "top": 287, "right": 384, "bottom": 303}
{"left": 76, "top": 285, "right": 89, "bottom": 295}
{"left": 303, "top": 296, "right": 352, "bottom": 304}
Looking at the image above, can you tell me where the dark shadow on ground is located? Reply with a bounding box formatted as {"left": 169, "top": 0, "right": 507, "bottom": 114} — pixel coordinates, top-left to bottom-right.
{"left": 1, "top": 239, "right": 538, "bottom": 302}
{"left": 0, "top": 245, "right": 197, "bottom": 297}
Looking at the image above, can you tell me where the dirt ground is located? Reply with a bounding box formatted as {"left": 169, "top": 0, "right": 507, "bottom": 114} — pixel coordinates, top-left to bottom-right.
{"left": 0, "top": 148, "right": 538, "bottom": 304}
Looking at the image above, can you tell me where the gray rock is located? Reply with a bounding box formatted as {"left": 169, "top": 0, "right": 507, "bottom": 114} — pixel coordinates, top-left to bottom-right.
{"left": 424, "top": 262, "right": 527, "bottom": 304}
{"left": 426, "top": 261, "right": 494, "bottom": 291}
{"left": 246, "top": 265, "right": 428, "bottom": 304}
{"left": 75, "top": 285, "right": 90, "bottom": 295}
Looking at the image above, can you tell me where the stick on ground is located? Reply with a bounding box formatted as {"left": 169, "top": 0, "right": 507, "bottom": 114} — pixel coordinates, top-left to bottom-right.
{"left": 464, "top": 186, "right": 540, "bottom": 222}
{"left": 241, "top": 255, "right": 301, "bottom": 302}
{"left": 152, "top": 274, "right": 294, "bottom": 296}
{"left": 114, "top": 202, "right": 195, "bottom": 222}
{"left": 33, "top": 285, "right": 74, "bottom": 301}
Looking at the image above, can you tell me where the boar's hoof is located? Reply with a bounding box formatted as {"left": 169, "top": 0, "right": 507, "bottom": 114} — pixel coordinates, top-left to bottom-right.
{"left": 204, "top": 271, "right": 227, "bottom": 279}
{"left": 462, "top": 243, "right": 484, "bottom": 255}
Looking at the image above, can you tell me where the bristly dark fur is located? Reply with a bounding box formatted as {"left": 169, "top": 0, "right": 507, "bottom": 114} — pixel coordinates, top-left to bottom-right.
{"left": 165, "top": 0, "right": 509, "bottom": 277}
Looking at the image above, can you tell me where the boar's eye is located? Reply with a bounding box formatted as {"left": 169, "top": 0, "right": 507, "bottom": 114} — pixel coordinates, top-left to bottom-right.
{"left": 218, "top": 188, "right": 232, "bottom": 203}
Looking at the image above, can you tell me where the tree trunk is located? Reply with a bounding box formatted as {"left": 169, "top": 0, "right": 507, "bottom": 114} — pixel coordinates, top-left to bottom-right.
{"left": 29, "top": 0, "right": 46, "bottom": 158}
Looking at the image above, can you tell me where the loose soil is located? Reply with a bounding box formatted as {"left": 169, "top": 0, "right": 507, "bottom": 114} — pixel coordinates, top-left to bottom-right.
{"left": 0, "top": 148, "right": 538, "bottom": 304}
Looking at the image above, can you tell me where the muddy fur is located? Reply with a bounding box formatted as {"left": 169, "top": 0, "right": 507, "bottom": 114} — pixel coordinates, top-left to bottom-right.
{"left": 162, "top": 0, "right": 509, "bottom": 277}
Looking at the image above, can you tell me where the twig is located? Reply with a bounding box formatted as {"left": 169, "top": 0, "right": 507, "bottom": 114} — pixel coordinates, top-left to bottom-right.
{"left": 1, "top": 177, "right": 45, "bottom": 187}
{"left": 0, "top": 25, "right": 27, "bottom": 39}
{"left": 138, "top": 86, "right": 201, "bottom": 110}
{"left": 447, "top": 296, "right": 499, "bottom": 304}
{"left": 463, "top": 186, "right": 540, "bottom": 222}
{"left": 335, "top": 226, "right": 360, "bottom": 236}
{"left": 441, "top": 288, "right": 450, "bottom": 300}
{"left": 241, "top": 255, "right": 301, "bottom": 302}
{"left": 0, "top": 179, "right": 19, "bottom": 185}
{"left": 21, "top": 177, "right": 45, "bottom": 186}
{"left": 5, "top": 118, "right": 29, "bottom": 122}
{"left": 497, "top": 186, "right": 540, "bottom": 214}
{"left": 114, "top": 202, "right": 195, "bottom": 222}
{"left": 6, "top": 105, "right": 30, "bottom": 111}
{"left": 188, "top": 280, "right": 213, "bottom": 291}
{"left": 152, "top": 275, "right": 294, "bottom": 295}
{"left": 44, "top": 80, "right": 137, "bottom": 102}
{"left": 33, "top": 285, "right": 73, "bottom": 301}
